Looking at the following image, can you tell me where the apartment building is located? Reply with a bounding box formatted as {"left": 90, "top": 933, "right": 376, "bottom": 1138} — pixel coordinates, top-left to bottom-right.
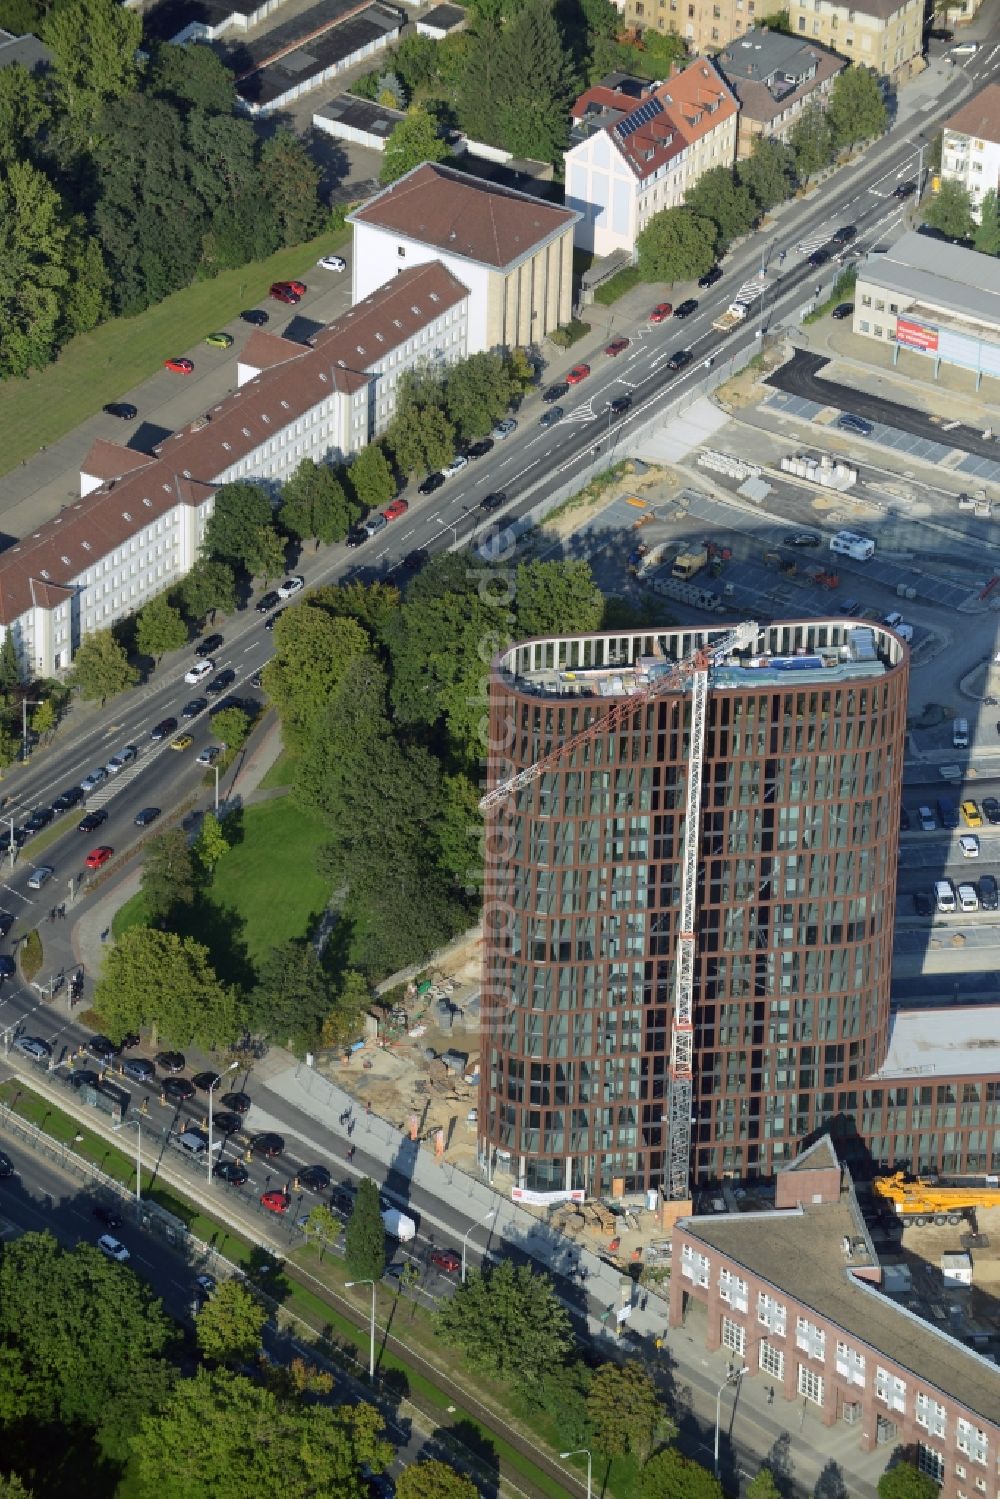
{"left": 787, "top": 0, "right": 923, "bottom": 86}
{"left": 621, "top": 0, "right": 761, "bottom": 57}
{"left": 564, "top": 63, "right": 739, "bottom": 257}
{"left": 714, "top": 29, "right": 844, "bottom": 158}
{"left": 941, "top": 83, "right": 1000, "bottom": 223}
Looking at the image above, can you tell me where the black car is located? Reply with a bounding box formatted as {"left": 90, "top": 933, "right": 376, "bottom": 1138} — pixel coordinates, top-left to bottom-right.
{"left": 928, "top": 26, "right": 953, "bottom": 39}
{"left": 299, "top": 1165, "right": 332, "bottom": 1193}
{"left": 53, "top": 787, "right": 85, "bottom": 813}
{"left": 182, "top": 698, "right": 207, "bottom": 720}
{"left": 134, "top": 806, "right": 161, "bottom": 828}
{"left": 221, "top": 1090, "right": 251, "bottom": 1114}
{"left": 609, "top": 396, "right": 632, "bottom": 418}
{"left": 893, "top": 180, "right": 917, "bottom": 199}
{"left": 831, "top": 303, "right": 854, "bottom": 321}
{"left": 542, "top": 382, "right": 568, "bottom": 403}
{"left": 0, "top": 956, "right": 15, "bottom": 981}
{"left": 215, "top": 1160, "right": 249, "bottom": 1186}
{"left": 70, "top": 1069, "right": 101, "bottom": 1091}
{"left": 912, "top": 891, "right": 933, "bottom": 917}
{"left": 398, "top": 549, "right": 428, "bottom": 575}
{"left": 251, "top": 1132, "right": 285, "bottom": 1158}
{"left": 667, "top": 349, "right": 693, "bottom": 371}
{"left": 0, "top": 1151, "right": 13, "bottom": 1179}
{"left": 122, "top": 1057, "right": 156, "bottom": 1083}
{"left": 192, "top": 1070, "right": 222, "bottom": 1093}
{"left": 480, "top": 492, "right": 506, "bottom": 512}
{"left": 240, "top": 308, "right": 269, "bottom": 326}
{"left": 808, "top": 247, "right": 831, "bottom": 267}
{"left": 103, "top": 402, "right": 137, "bottom": 421}
{"left": 263, "top": 610, "right": 284, "bottom": 631}
{"left": 93, "top": 1202, "right": 122, "bottom": 1228}
{"left": 332, "top": 1182, "right": 357, "bottom": 1212}
{"left": 979, "top": 874, "right": 999, "bottom": 911}
{"left": 982, "top": 796, "right": 1000, "bottom": 825}
{"left": 673, "top": 299, "right": 698, "bottom": 318}
{"left": 256, "top": 591, "right": 280, "bottom": 614}
{"left": 698, "top": 266, "right": 723, "bottom": 289}
{"left": 345, "top": 529, "right": 368, "bottom": 548}
{"left": 466, "top": 438, "right": 494, "bottom": 460}
{"left": 417, "top": 472, "right": 445, "bottom": 496}
{"left": 212, "top": 1111, "right": 243, "bottom": 1136}
{"left": 206, "top": 670, "right": 236, "bottom": 697}
{"left": 783, "top": 532, "right": 821, "bottom": 548}
{"left": 162, "top": 1076, "right": 195, "bottom": 1103}
{"left": 88, "top": 1035, "right": 120, "bottom": 1062}
{"left": 831, "top": 225, "right": 857, "bottom": 245}
{"left": 156, "top": 1051, "right": 186, "bottom": 1074}
{"left": 150, "top": 718, "right": 177, "bottom": 741}
{"left": 23, "top": 808, "right": 54, "bottom": 835}
{"left": 78, "top": 810, "right": 108, "bottom": 834}
{"left": 0, "top": 911, "right": 13, "bottom": 938}
{"left": 197, "top": 634, "right": 224, "bottom": 656}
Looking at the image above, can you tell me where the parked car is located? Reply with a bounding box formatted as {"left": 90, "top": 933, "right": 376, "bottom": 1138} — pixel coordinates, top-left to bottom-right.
{"left": 277, "top": 575, "right": 304, "bottom": 600}
{"left": 23, "top": 808, "right": 54, "bottom": 835}
{"left": 783, "top": 532, "right": 821, "bottom": 547}
{"left": 892, "top": 180, "right": 917, "bottom": 199}
{"left": 318, "top": 254, "right": 347, "bottom": 272}
{"left": 466, "top": 438, "right": 493, "bottom": 460}
{"left": 539, "top": 405, "right": 564, "bottom": 428}
{"left": 170, "top": 735, "right": 193, "bottom": 753}
{"left": 103, "top": 402, "right": 138, "bottom": 420}
{"left": 84, "top": 846, "right": 113, "bottom": 870}
{"left": 698, "top": 266, "right": 723, "bottom": 289}
{"left": 912, "top": 891, "right": 933, "bottom": 917}
{"left": 609, "top": 396, "right": 632, "bottom": 418}
{"left": 162, "top": 1076, "right": 194, "bottom": 1102}
{"left": 959, "top": 834, "right": 981, "bottom": 858}
{"left": 491, "top": 418, "right": 517, "bottom": 440}
{"left": 182, "top": 698, "right": 207, "bottom": 719}
{"left": 649, "top": 303, "right": 673, "bottom": 323}
{"left": 979, "top": 874, "right": 999, "bottom": 911}
{"left": 983, "top": 796, "right": 1000, "bottom": 825}
{"left": 256, "top": 591, "right": 280, "bottom": 613}
{"left": 441, "top": 455, "right": 468, "bottom": 478}
{"left": 362, "top": 513, "right": 387, "bottom": 538}
{"left": 261, "top": 1189, "right": 290, "bottom": 1214}
{"left": 197, "top": 746, "right": 221, "bottom": 766}
{"left": 604, "top": 337, "right": 630, "bottom": 357}
{"left": 430, "top": 1249, "right": 461, "bottom": 1273}
{"left": 263, "top": 610, "right": 284, "bottom": 630}
{"left": 240, "top": 308, "right": 269, "bottom": 326}
{"left": 206, "top": 670, "right": 236, "bottom": 697}
{"left": 566, "top": 363, "right": 590, "bottom": 384}
{"left": 961, "top": 799, "right": 983, "bottom": 828}
{"left": 673, "top": 299, "right": 698, "bottom": 318}
{"left": 53, "top": 787, "right": 85, "bottom": 813}
{"left": 192, "top": 1070, "right": 222, "bottom": 1093}
{"left": 122, "top": 1057, "right": 155, "bottom": 1083}
{"left": 542, "top": 381, "right": 568, "bottom": 401}
{"left": 215, "top": 1160, "right": 249, "bottom": 1185}
{"left": 831, "top": 225, "right": 857, "bottom": 245}
{"left": 156, "top": 1051, "right": 186, "bottom": 1073}
{"left": 808, "top": 248, "right": 830, "bottom": 268}
{"left": 417, "top": 472, "right": 445, "bottom": 496}
{"left": 837, "top": 412, "right": 874, "bottom": 437}
{"left": 205, "top": 332, "right": 233, "bottom": 349}
{"left": 383, "top": 498, "right": 408, "bottom": 521}
{"left": 80, "top": 768, "right": 109, "bottom": 792}
{"left": 221, "top": 1091, "right": 251, "bottom": 1114}
{"left": 251, "top": 1132, "right": 285, "bottom": 1158}
{"left": 831, "top": 303, "right": 854, "bottom": 321}
{"left": 14, "top": 1035, "right": 51, "bottom": 1060}
{"left": 269, "top": 280, "right": 305, "bottom": 303}
{"left": 164, "top": 357, "right": 194, "bottom": 374}
{"left": 299, "top": 1165, "right": 332, "bottom": 1193}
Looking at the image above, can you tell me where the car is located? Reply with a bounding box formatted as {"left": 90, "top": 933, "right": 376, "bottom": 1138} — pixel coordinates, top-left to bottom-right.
{"left": 951, "top": 39, "right": 978, "bottom": 55}
{"left": 649, "top": 303, "right": 673, "bottom": 323}
{"left": 383, "top": 498, "right": 409, "bottom": 521}
{"left": 831, "top": 225, "right": 857, "bottom": 245}
{"left": 417, "top": 472, "right": 445, "bottom": 496}
{"left": 699, "top": 266, "right": 724, "bottom": 289}
{"left": 808, "top": 248, "right": 830, "bottom": 268}
{"left": 466, "top": 438, "right": 494, "bottom": 460}
{"left": 277, "top": 575, "right": 304, "bottom": 600}
{"left": 566, "top": 363, "right": 591, "bottom": 384}
{"left": 928, "top": 25, "right": 954, "bottom": 40}
{"left": 193, "top": 1070, "right": 222, "bottom": 1093}
{"left": 221, "top": 1090, "right": 251, "bottom": 1114}
{"left": 197, "top": 746, "right": 222, "bottom": 766}
{"left": 134, "top": 807, "right": 161, "bottom": 828}
{"left": 345, "top": 528, "right": 368, "bottom": 548}
{"left": 256, "top": 591, "right": 280, "bottom": 614}
{"left": 542, "top": 381, "right": 568, "bottom": 401}
{"left": 979, "top": 874, "right": 999, "bottom": 911}
{"left": 961, "top": 799, "right": 983, "bottom": 828}
{"left": 0, "top": 1151, "right": 14, "bottom": 1179}
{"left": 206, "top": 670, "right": 236, "bottom": 696}
{"left": 261, "top": 1189, "right": 290, "bottom": 1214}
{"left": 162, "top": 1076, "right": 195, "bottom": 1103}
{"left": 332, "top": 1182, "right": 356, "bottom": 1212}
{"left": 609, "top": 396, "right": 632, "bottom": 418}
{"left": 69, "top": 1068, "right": 101, "bottom": 1091}
{"left": 97, "top": 1234, "right": 130, "bottom": 1263}
{"left": 182, "top": 698, "right": 207, "bottom": 720}
{"left": 26, "top": 867, "right": 54, "bottom": 891}
{"left": 215, "top": 1160, "right": 249, "bottom": 1186}
{"left": 84, "top": 845, "right": 113, "bottom": 870}
{"left": 150, "top": 718, "right": 177, "bottom": 741}
{"left": 24, "top": 808, "right": 54, "bottom": 835}
{"left": 88, "top": 1034, "right": 120, "bottom": 1061}
{"left": 251, "top": 1132, "right": 285, "bottom": 1158}
{"left": 195, "top": 1274, "right": 217, "bottom": 1300}
{"left": 604, "top": 337, "right": 630, "bottom": 357}
{"left": 53, "top": 787, "right": 85, "bottom": 813}
{"left": 492, "top": 418, "right": 517, "bottom": 440}
{"left": 240, "top": 308, "right": 269, "bottom": 326}
{"left": 397, "top": 550, "right": 428, "bottom": 578}
{"left": 156, "top": 1051, "right": 185, "bottom": 1073}
{"left": 106, "top": 745, "right": 138, "bottom": 775}
{"left": 212, "top": 1111, "right": 243, "bottom": 1136}
{"left": 893, "top": 180, "right": 917, "bottom": 199}
{"left": 164, "top": 357, "right": 194, "bottom": 375}
{"left": 0, "top": 954, "right": 14, "bottom": 983}
{"left": 430, "top": 1249, "right": 461, "bottom": 1273}
{"left": 831, "top": 303, "right": 854, "bottom": 321}
{"left": 480, "top": 492, "right": 506, "bottom": 512}
{"left": 250, "top": 670, "right": 263, "bottom": 690}
{"left": 673, "top": 299, "right": 698, "bottom": 318}
{"left": 205, "top": 332, "right": 233, "bottom": 349}
{"left": 539, "top": 405, "right": 564, "bottom": 428}
{"left": 959, "top": 834, "right": 981, "bottom": 858}
{"left": 318, "top": 254, "right": 347, "bottom": 272}
{"left": 196, "top": 633, "right": 224, "bottom": 657}
{"left": 14, "top": 1036, "right": 51, "bottom": 1060}
{"left": 783, "top": 532, "right": 821, "bottom": 548}
{"left": 264, "top": 610, "right": 284, "bottom": 630}
{"left": 184, "top": 659, "right": 215, "bottom": 685}
{"left": 983, "top": 797, "right": 1000, "bottom": 825}
{"left": 93, "top": 1201, "right": 123, "bottom": 1230}
{"left": 0, "top": 911, "right": 13, "bottom": 938}
{"left": 362, "top": 513, "right": 387, "bottom": 539}
{"left": 299, "top": 1165, "right": 332, "bottom": 1193}
{"left": 837, "top": 412, "right": 874, "bottom": 437}
{"left": 80, "top": 768, "right": 109, "bottom": 792}
{"left": 899, "top": 807, "right": 910, "bottom": 832}
{"left": 122, "top": 1057, "right": 155, "bottom": 1083}
{"left": 911, "top": 891, "right": 933, "bottom": 917}
{"left": 667, "top": 349, "right": 693, "bottom": 371}
{"left": 103, "top": 402, "right": 138, "bottom": 420}
{"left": 269, "top": 281, "right": 305, "bottom": 303}
{"left": 442, "top": 455, "right": 468, "bottom": 478}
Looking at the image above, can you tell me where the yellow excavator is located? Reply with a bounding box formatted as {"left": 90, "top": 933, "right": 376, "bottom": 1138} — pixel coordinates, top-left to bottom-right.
{"left": 874, "top": 1172, "right": 1000, "bottom": 1225}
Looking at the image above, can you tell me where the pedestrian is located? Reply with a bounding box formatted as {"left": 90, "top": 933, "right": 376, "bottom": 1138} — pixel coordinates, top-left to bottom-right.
{"left": 100, "top": 927, "right": 109, "bottom": 943}
{"left": 59, "top": 903, "right": 66, "bottom": 920}
{"left": 48, "top": 908, "right": 55, "bottom": 924}
{"left": 767, "top": 1386, "right": 774, "bottom": 1405}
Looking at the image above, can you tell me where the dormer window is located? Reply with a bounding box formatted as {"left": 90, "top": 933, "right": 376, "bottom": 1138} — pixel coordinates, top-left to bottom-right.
{"left": 144, "top": 497, "right": 154, "bottom": 506}
{"left": 222, "top": 441, "right": 231, "bottom": 451}
{"left": 39, "top": 569, "right": 50, "bottom": 579}
{"left": 242, "top": 427, "right": 251, "bottom": 438}
{"left": 81, "top": 542, "right": 91, "bottom": 552}
{"left": 61, "top": 556, "right": 71, "bottom": 565}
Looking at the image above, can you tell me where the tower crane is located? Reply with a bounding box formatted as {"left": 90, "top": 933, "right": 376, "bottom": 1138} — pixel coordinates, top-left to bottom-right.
{"left": 480, "top": 620, "right": 760, "bottom": 1200}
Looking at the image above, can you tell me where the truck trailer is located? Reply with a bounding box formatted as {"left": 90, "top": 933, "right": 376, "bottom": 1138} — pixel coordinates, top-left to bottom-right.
{"left": 381, "top": 1207, "right": 417, "bottom": 1242}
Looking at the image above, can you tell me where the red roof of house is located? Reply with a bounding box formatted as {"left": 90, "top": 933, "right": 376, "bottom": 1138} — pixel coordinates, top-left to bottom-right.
{"left": 571, "top": 61, "right": 738, "bottom": 182}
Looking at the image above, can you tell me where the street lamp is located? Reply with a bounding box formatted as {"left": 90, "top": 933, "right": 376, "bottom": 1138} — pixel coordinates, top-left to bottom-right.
{"left": 461, "top": 1206, "right": 497, "bottom": 1284}
{"left": 714, "top": 1366, "right": 745, "bottom": 1478}
{"left": 207, "top": 1060, "right": 239, "bottom": 1182}
{"left": 2, "top": 816, "right": 15, "bottom": 869}
{"left": 345, "top": 1278, "right": 376, "bottom": 1380}
{"left": 560, "top": 1449, "right": 592, "bottom": 1499}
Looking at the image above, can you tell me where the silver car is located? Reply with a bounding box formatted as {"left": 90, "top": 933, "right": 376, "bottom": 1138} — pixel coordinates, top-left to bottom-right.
{"left": 14, "top": 1036, "right": 51, "bottom": 1061}
{"left": 27, "top": 866, "right": 54, "bottom": 890}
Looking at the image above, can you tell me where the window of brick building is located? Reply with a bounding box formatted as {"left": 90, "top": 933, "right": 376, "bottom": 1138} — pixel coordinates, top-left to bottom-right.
{"left": 760, "top": 1342, "right": 784, "bottom": 1379}
{"left": 722, "top": 1317, "right": 745, "bottom": 1357}
{"left": 798, "top": 1366, "right": 823, "bottom": 1405}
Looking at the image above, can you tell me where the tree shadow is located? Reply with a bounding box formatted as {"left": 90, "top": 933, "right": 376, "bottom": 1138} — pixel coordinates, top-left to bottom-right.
{"left": 420, "top": 1419, "right": 501, "bottom": 1499}
{"left": 813, "top": 1458, "right": 848, "bottom": 1499}
{"left": 4, "top": 1416, "right": 123, "bottom": 1499}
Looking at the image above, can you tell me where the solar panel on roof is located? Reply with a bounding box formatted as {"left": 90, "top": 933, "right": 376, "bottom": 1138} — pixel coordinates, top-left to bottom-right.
{"left": 615, "top": 95, "right": 663, "bottom": 140}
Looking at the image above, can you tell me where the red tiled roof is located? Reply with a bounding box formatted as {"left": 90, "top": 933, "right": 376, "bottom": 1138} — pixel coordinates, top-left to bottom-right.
{"left": 238, "top": 330, "right": 311, "bottom": 373}
{"left": 570, "top": 60, "right": 738, "bottom": 183}
{"left": 945, "top": 82, "right": 1000, "bottom": 146}
{"left": 79, "top": 440, "right": 158, "bottom": 484}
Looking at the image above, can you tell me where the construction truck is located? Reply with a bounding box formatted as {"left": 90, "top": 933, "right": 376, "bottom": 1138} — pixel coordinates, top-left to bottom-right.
{"left": 672, "top": 546, "right": 708, "bottom": 581}
{"left": 874, "top": 1172, "right": 1000, "bottom": 1225}
{"left": 713, "top": 299, "right": 753, "bottom": 334}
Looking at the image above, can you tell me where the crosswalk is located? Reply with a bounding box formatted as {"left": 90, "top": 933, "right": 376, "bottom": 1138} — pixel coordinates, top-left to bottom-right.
{"left": 796, "top": 230, "right": 831, "bottom": 254}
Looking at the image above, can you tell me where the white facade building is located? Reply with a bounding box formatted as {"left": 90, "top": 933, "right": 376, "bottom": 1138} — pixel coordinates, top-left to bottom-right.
{"left": 941, "top": 83, "right": 1000, "bottom": 223}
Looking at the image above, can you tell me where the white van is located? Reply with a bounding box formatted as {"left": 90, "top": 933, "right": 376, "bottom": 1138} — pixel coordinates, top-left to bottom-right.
{"left": 958, "top": 883, "right": 979, "bottom": 913}
{"left": 830, "top": 530, "right": 876, "bottom": 561}
{"left": 953, "top": 718, "right": 970, "bottom": 749}
{"left": 951, "top": 39, "right": 979, "bottom": 55}
{"left": 934, "top": 879, "right": 957, "bottom": 913}
{"left": 177, "top": 1128, "right": 221, "bottom": 1156}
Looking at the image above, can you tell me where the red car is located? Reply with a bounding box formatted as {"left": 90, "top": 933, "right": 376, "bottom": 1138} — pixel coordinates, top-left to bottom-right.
{"left": 649, "top": 303, "right": 673, "bottom": 323}
{"left": 566, "top": 363, "right": 591, "bottom": 385}
{"left": 260, "top": 1189, "right": 290, "bottom": 1214}
{"left": 164, "top": 357, "right": 194, "bottom": 374}
{"left": 383, "top": 498, "right": 409, "bottom": 522}
{"left": 430, "top": 1248, "right": 461, "bottom": 1273}
{"left": 605, "top": 337, "right": 630, "bottom": 357}
{"left": 84, "top": 845, "right": 113, "bottom": 870}
{"left": 269, "top": 281, "right": 305, "bottom": 304}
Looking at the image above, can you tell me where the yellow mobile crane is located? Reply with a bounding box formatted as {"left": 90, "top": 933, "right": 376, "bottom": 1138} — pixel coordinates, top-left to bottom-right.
{"left": 874, "top": 1172, "right": 1000, "bottom": 1225}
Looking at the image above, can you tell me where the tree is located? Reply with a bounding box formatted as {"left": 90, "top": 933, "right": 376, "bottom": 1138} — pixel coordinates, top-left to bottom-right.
{"left": 514, "top": 559, "right": 603, "bottom": 638}
{"left": 62, "top": 223, "right": 111, "bottom": 337}
{"left": 443, "top": 351, "right": 516, "bottom": 440}
{"left": 457, "top": 0, "right": 576, "bottom": 164}
{"left": 0, "top": 159, "right": 70, "bottom": 376}
{"left": 345, "top": 1177, "right": 385, "bottom": 1281}
{"left": 435, "top": 1259, "right": 571, "bottom": 1388}
{"left": 211, "top": 706, "right": 250, "bottom": 752}
{"left": 247, "top": 524, "right": 286, "bottom": 583}
{"left": 136, "top": 593, "right": 187, "bottom": 663}
{"left": 148, "top": 39, "right": 237, "bottom": 114}
{"left": 94, "top": 925, "right": 241, "bottom": 1049}
{"left": 685, "top": 167, "right": 756, "bottom": 253}
{"left": 738, "top": 136, "right": 796, "bottom": 214}
{"left": 789, "top": 102, "right": 833, "bottom": 182}
{"left": 186, "top": 111, "right": 256, "bottom": 215}
{"left": 195, "top": 1279, "right": 267, "bottom": 1365}
{"left": 877, "top": 1463, "right": 939, "bottom": 1499}
{"left": 179, "top": 558, "right": 236, "bottom": 625}
{"left": 29, "top": 698, "right": 55, "bottom": 743}
{"left": 974, "top": 188, "right": 1000, "bottom": 255}
{"left": 192, "top": 811, "right": 230, "bottom": 875}
{"left": 203, "top": 482, "right": 272, "bottom": 570}
{"left": 397, "top": 1461, "right": 477, "bottom": 1499}
{"left": 141, "top": 827, "right": 196, "bottom": 925}
{"left": 380, "top": 106, "right": 449, "bottom": 185}
{"left": 0, "top": 61, "right": 49, "bottom": 164}
{"left": 264, "top": 605, "right": 370, "bottom": 751}
{"left": 827, "top": 65, "right": 887, "bottom": 148}
{"left": 388, "top": 388, "right": 455, "bottom": 477}
{"left": 249, "top": 940, "right": 332, "bottom": 1050}
{"left": 67, "top": 628, "right": 138, "bottom": 703}
{"left": 258, "top": 129, "right": 324, "bottom": 245}
{"left": 279, "top": 459, "right": 355, "bottom": 546}
{"left": 348, "top": 443, "right": 396, "bottom": 513}
{"left": 586, "top": 1361, "right": 660, "bottom": 1461}
{"left": 924, "top": 178, "right": 974, "bottom": 241}
{"left": 0, "top": 633, "right": 19, "bottom": 691}
{"left": 43, "top": 0, "right": 140, "bottom": 125}
{"left": 376, "top": 70, "right": 406, "bottom": 109}
{"left": 746, "top": 1470, "right": 782, "bottom": 1499}
{"left": 639, "top": 1449, "right": 724, "bottom": 1499}
{"left": 302, "top": 1202, "right": 342, "bottom": 1259}
{"left": 636, "top": 207, "right": 716, "bottom": 284}
{"left": 320, "top": 968, "right": 371, "bottom": 1049}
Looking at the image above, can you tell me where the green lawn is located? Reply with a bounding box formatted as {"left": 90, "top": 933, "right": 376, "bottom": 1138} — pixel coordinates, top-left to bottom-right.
{"left": 0, "top": 229, "right": 343, "bottom": 477}
{"left": 257, "top": 748, "right": 299, "bottom": 791}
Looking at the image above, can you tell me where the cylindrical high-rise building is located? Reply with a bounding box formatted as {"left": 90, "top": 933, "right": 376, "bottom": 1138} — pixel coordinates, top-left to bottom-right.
{"left": 479, "top": 619, "right": 908, "bottom": 1197}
